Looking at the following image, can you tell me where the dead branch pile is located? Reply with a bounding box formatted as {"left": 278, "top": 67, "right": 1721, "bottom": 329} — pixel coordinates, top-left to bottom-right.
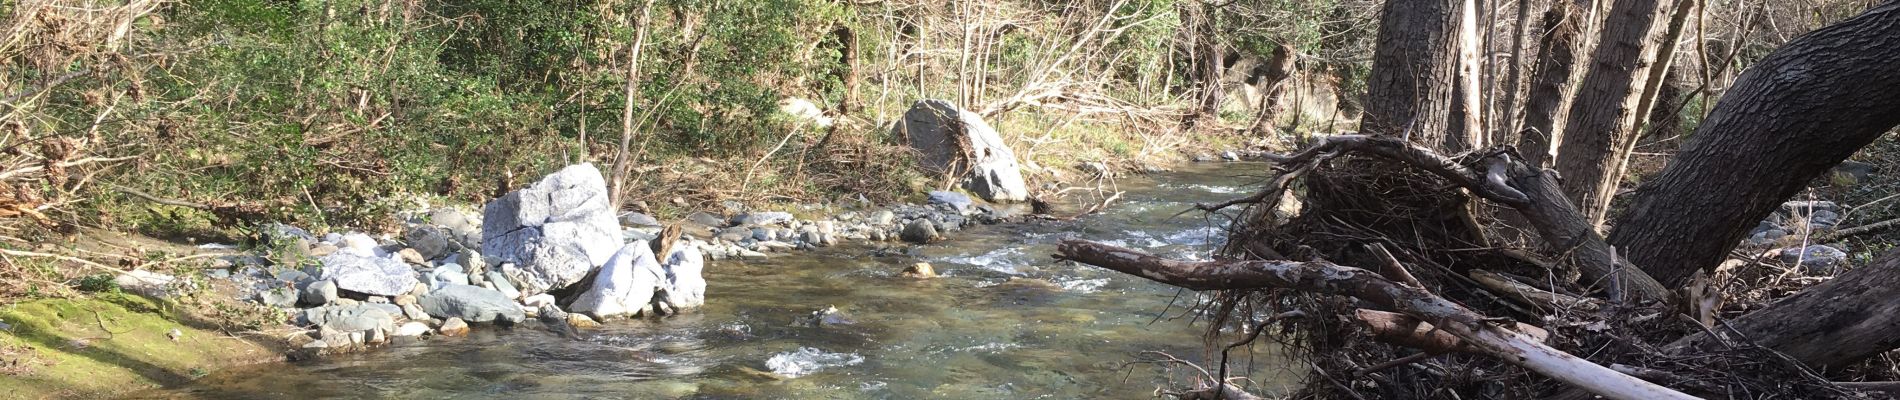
{"left": 1058, "top": 134, "right": 1878, "bottom": 399}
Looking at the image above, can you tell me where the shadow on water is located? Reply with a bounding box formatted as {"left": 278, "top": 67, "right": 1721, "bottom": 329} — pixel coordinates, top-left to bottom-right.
{"left": 131, "top": 162, "right": 1307, "bottom": 399}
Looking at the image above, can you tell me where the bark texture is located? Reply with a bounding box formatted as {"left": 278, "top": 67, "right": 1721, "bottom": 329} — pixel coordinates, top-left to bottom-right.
{"left": 1610, "top": 1, "right": 1900, "bottom": 287}
{"left": 1517, "top": 0, "right": 1593, "bottom": 168}
{"left": 1675, "top": 249, "right": 1900, "bottom": 370}
{"left": 1554, "top": 0, "right": 1675, "bottom": 224}
{"left": 1361, "top": 0, "right": 1462, "bottom": 148}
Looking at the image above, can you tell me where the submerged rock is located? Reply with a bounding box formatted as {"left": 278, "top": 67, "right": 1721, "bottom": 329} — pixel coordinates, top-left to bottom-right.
{"left": 481, "top": 163, "right": 624, "bottom": 295}
{"left": 318, "top": 253, "right": 421, "bottom": 297}
{"left": 419, "top": 284, "right": 526, "bottom": 324}
{"left": 902, "top": 262, "right": 937, "bottom": 278}
{"left": 896, "top": 99, "right": 1029, "bottom": 202}
{"left": 765, "top": 347, "right": 864, "bottom": 378}
{"left": 567, "top": 242, "right": 666, "bottom": 319}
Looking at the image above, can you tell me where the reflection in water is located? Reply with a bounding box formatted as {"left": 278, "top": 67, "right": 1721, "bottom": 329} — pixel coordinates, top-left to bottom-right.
{"left": 134, "top": 163, "right": 1302, "bottom": 399}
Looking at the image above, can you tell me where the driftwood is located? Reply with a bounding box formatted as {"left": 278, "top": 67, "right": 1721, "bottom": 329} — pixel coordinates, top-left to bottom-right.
{"left": 1054, "top": 240, "right": 1694, "bottom": 400}
{"left": 1248, "top": 134, "right": 1669, "bottom": 301}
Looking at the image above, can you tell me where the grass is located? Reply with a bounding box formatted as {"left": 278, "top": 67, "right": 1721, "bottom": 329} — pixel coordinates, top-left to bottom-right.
{"left": 0, "top": 293, "right": 284, "bottom": 399}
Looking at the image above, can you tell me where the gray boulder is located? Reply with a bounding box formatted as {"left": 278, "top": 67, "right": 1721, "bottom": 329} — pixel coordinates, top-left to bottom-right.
{"left": 1781, "top": 245, "right": 1850, "bottom": 272}
{"left": 896, "top": 99, "right": 1029, "bottom": 202}
{"left": 927, "top": 191, "right": 974, "bottom": 213}
{"left": 567, "top": 242, "right": 665, "bottom": 319}
{"left": 481, "top": 163, "right": 624, "bottom": 294}
{"left": 687, "top": 212, "right": 727, "bottom": 228}
{"left": 657, "top": 242, "right": 706, "bottom": 310}
{"left": 900, "top": 219, "right": 940, "bottom": 244}
{"left": 303, "top": 303, "right": 399, "bottom": 333}
{"left": 301, "top": 280, "right": 338, "bottom": 306}
{"left": 419, "top": 284, "right": 526, "bottom": 324}
{"left": 487, "top": 271, "right": 520, "bottom": 300}
{"left": 318, "top": 253, "right": 422, "bottom": 297}
{"left": 405, "top": 226, "right": 451, "bottom": 261}
{"left": 257, "top": 287, "right": 298, "bottom": 308}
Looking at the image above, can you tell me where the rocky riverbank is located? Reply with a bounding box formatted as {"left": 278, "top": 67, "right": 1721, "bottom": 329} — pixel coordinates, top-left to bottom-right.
{"left": 180, "top": 161, "right": 1025, "bottom": 361}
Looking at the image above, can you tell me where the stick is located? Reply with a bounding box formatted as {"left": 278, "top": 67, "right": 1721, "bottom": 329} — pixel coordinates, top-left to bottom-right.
{"left": 1055, "top": 240, "right": 1695, "bottom": 400}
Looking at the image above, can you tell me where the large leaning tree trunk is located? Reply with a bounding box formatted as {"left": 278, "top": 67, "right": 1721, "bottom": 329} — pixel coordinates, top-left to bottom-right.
{"left": 1360, "top": 0, "right": 1464, "bottom": 146}
{"left": 1553, "top": 0, "right": 1679, "bottom": 226}
{"left": 1517, "top": 0, "right": 1597, "bottom": 168}
{"left": 1610, "top": 0, "right": 1900, "bottom": 288}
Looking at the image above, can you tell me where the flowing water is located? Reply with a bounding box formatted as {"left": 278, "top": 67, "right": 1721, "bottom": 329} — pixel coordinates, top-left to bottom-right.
{"left": 134, "top": 163, "right": 1303, "bottom": 399}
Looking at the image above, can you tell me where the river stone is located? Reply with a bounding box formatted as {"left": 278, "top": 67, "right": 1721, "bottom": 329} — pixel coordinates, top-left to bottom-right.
{"left": 657, "top": 242, "right": 707, "bottom": 310}
{"left": 419, "top": 284, "right": 525, "bottom": 324}
{"left": 318, "top": 253, "right": 422, "bottom": 297}
{"left": 481, "top": 163, "right": 623, "bottom": 295}
{"left": 732, "top": 211, "right": 794, "bottom": 226}
{"left": 687, "top": 212, "right": 728, "bottom": 228}
{"left": 567, "top": 242, "right": 666, "bottom": 320}
{"left": 402, "top": 303, "right": 431, "bottom": 321}
{"left": 114, "top": 270, "right": 177, "bottom": 298}
{"left": 338, "top": 233, "right": 382, "bottom": 258}
{"left": 257, "top": 287, "right": 298, "bottom": 308}
{"left": 927, "top": 191, "right": 974, "bottom": 213}
{"left": 1781, "top": 245, "right": 1849, "bottom": 272}
{"left": 428, "top": 263, "right": 470, "bottom": 290}
{"left": 900, "top": 219, "right": 940, "bottom": 244}
{"left": 394, "top": 321, "right": 431, "bottom": 337}
{"left": 438, "top": 318, "right": 470, "bottom": 337}
{"left": 303, "top": 303, "right": 397, "bottom": 333}
{"left": 620, "top": 212, "right": 662, "bottom": 228}
{"left": 301, "top": 280, "right": 338, "bottom": 306}
{"left": 487, "top": 271, "right": 520, "bottom": 300}
{"left": 896, "top": 99, "right": 1029, "bottom": 203}
{"left": 405, "top": 225, "right": 452, "bottom": 261}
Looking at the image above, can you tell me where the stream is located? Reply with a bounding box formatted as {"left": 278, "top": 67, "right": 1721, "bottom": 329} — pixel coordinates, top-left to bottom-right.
{"left": 131, "top": 162, "right": 1302, "bottom": 399}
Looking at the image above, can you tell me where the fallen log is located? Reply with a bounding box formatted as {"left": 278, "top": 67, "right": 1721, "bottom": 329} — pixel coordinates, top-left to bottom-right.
{"left": 1055, "top": 239, "right": 1694, "bottom": 400}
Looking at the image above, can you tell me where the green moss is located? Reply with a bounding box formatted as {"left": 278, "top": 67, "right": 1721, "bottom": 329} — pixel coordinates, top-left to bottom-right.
{"left": 0, "top": 295, "right": 280, "bottom": 399}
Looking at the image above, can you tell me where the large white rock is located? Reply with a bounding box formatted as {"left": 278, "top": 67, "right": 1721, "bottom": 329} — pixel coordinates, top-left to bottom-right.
{"left": 481, "top": 163, "right": 623, "bottom": 294}
{"left": 895, "top": 99, "right": 1030, "bottom": 202}
{"left": 566, "top": 242, "right": 665, "bottom": 320}
{"left": 657, "top": 242, "right": 706, "bottom": 310}
{"left": 318, "top": 253, "right": 422, "bottom": 297}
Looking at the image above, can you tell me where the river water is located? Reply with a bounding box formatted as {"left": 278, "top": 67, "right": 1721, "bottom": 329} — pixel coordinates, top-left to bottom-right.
{"left": 134, "top": 163, "right": 1301, "bottom": 399}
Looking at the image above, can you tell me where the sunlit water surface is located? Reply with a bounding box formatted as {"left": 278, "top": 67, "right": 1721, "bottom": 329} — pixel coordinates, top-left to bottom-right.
{"left": 133, "top": 163, "right": 1304, "bottom": 399}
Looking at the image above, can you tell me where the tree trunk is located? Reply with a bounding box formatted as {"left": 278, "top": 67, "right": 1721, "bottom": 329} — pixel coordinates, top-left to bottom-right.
{"left": 1361, "top": 0, "right": 1464, "bottom": 148}
{"left": 1673, "top": 248, "right": 1900, "bottom": 370}
{"left": 1448, "top": 0, "right": 1485, "bottom": 151}
{"left": 1609, "top": 0, "right": 1900, "bottom": 288}
{"left": 1495, "top": 0, "right": 1534, "bottom": 145}
{"left": 1516, "top": 0, "right": 1594, "bottom": 168}
{"left": 1553, "top": 0, "right": 1677, "bottom": 226}
{"left": 1638, "top": 64, "right": 1688, "bottom": 144}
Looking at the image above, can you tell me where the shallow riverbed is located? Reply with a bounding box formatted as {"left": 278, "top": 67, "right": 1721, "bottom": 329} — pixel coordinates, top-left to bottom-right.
{"left": 132, "top": 162, "right": 1303, "bottom": 399}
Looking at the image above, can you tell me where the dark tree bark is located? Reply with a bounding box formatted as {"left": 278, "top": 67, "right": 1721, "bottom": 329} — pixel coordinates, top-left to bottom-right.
{"left": 1361, "top": 0, "right": 1463, "bottom": 149}
{"left": 1610, "top": 0, "right": 1900, "bottom": 288}
{"left": 1517, "top": 0, "right": 1594, "bottom": 168}
{"left": 1554, "top": 0, "right": 1677, "bottom": 224}
{"left": 1675, "top": 249, "right": 1900, "bottom": 370}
